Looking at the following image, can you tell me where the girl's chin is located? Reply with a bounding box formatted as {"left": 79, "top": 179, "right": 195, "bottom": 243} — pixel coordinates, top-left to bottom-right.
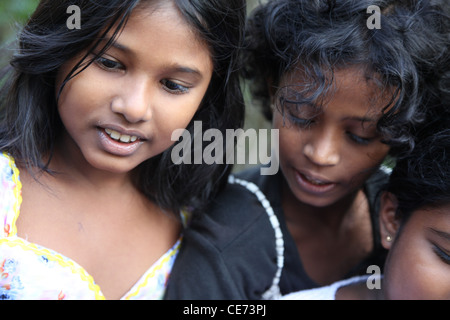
{"left": 294, "top": 193, "right": 338, "bottom": 208}
{"left": 81, "top": 153, "right": 142, "bottom": 175}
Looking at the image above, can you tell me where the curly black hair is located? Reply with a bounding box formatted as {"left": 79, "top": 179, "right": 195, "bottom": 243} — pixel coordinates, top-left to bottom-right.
{"left": 243, "top": 0, "right": 449, "bottom": 157}
{"left": 386, "top": 109, "right": 450, "bottom": 222}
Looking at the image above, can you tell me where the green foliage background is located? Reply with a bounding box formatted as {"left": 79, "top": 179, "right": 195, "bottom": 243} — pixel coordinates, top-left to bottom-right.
{"left": 0, "top": 0, "right": 39, "bottom": 43}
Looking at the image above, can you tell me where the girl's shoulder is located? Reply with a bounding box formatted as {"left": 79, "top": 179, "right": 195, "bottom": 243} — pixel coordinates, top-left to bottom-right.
{"left": 196, "top": 170, "right": 283, "bottom": 254}
{"left": 0, "top": 152, "right": 22, "bottom": 238}
{"left": 165, "top": 168, "right": 284, "bottom": 299}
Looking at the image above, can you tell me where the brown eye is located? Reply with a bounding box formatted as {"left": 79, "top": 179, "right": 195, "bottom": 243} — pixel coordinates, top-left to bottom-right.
{"left": 161, "top": 79, "right": 189, "bottom": 94}
{"left": 95, "top": 57, "right": 124, "bottom": 71}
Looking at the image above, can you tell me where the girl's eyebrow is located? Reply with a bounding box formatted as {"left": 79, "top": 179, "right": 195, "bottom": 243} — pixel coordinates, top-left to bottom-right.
{"left": 104, "top": 39, "right": 203, "bottom": 78}
{"left": 163, "top": 63, "right": 203, "bottom": 79}
{"left": 97, "top": 38, "right": 132, "bottom": 54}
{"left": 111, "top": 41, "right": 130, "bottom": 53}
{"left": 342, "top": 116, "right": 377, "bottom": 123}
{"left": 429, "top": 228, "right": 450, "bottom": 242}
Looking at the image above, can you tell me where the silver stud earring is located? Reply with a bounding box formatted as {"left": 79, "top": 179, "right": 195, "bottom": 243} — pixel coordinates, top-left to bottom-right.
{"left": 386, "top": 235, "right": 392, "bottom": 242}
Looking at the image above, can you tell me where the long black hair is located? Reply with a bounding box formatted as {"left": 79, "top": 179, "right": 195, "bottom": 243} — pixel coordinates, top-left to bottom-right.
{"left": 243, "top": 0, "right": 449, "bottom": 157}
{"left": 0, "top": 0, "right": 247, "bottom": 217}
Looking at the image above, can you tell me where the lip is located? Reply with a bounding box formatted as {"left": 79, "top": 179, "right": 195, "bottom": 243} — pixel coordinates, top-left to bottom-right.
{"left": 98, "top": 124, "right": 148, "bottom": 141}
{"left": 294, "top": 169, "right": 337, "bottom": 195}
{"left": 97, "top": 127, "right": 145, "bottom": 157}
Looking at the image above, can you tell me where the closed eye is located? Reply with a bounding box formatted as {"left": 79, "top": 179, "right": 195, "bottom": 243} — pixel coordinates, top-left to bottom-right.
{"left": 433, "top": 244, "right": 450, "bottom": 265}
{"left": 347, "top": 132, "right": 373, "bottom": 145}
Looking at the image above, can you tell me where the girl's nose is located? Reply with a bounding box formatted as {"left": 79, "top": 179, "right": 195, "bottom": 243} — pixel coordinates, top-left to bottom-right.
{"left": 111, "top": 79, "right": 153, "bottom": 123}
{"left": 303, "top": 131, "right": 340, "bottom": 166}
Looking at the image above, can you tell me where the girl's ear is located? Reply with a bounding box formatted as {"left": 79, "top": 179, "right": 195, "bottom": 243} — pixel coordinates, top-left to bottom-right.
{"left": 379, "top": 191, "right": 401, "bottom": 250}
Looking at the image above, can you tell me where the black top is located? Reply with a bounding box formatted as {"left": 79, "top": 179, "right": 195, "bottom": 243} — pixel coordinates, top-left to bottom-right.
{"left": 164, "top": 166, "right": 389, "bottom": 300}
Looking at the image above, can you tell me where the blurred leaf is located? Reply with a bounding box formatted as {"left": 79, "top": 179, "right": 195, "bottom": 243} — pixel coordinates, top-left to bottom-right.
{"left": 0, "top": 0, "right": 39, "bottom": 43}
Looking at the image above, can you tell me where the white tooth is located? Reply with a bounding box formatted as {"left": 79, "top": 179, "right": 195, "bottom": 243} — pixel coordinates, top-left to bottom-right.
{"left": 105, "top": 128, "right": 112, "bottom": 135}
{"left": 110, "top": 130, "right": 121, "bottom": 140}
{"left": 131, "top": 136, "right": 138, "bottom": 142}
{"left": 306, "top": 175, "right": 325, "bottom": 185}
{"left": 120, "top": 135, "right": 131, "bottom": 143}
{"left": 314, "top": 179, "right": 327, "bottom": 185}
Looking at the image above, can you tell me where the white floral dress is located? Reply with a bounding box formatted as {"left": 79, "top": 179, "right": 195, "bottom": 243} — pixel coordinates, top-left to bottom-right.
{"left": 0, "top": 152, "right": 184, "bottom": 300}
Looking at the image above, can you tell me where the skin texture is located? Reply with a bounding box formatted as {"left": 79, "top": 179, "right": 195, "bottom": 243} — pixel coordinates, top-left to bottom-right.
{"left": 337, "top": 196, "right": 450, "bottom": 300}
{"left": 379, "top": 198, "right": 450, "bottom": 300}
{"left": 273, "top": 66, "right": 392, "bottom": 285}
{"left": 17, "top": 1, "right": 214, "bottom": 299}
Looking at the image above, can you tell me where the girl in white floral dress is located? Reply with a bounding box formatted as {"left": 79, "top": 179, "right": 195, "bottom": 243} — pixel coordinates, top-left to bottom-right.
{"left": 0, "top": 0, "right": 246, "bottom": 300}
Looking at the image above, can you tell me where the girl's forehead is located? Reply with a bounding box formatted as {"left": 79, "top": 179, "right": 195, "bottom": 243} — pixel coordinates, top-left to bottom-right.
{"left": 279, "top": 66, "right": 395, "bottom": 112}
{"left": 409, "top": 204, "right": 450, "bottom": 235}
{"left": 111, "top": 1, "right": 203, "bottom": 47}
{"left": 133, "top": 0, "right": 174, "bottom": 18}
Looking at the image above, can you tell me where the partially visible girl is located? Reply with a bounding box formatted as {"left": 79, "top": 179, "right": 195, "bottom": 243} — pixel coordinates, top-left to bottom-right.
{"left": 282, "top": 115, "right": 450, "bottom": 299}
{"left": 0, "top": 0, "right": 246, "bottom": 300}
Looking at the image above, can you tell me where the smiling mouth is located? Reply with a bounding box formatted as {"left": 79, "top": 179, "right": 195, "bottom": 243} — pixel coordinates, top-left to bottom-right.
{"left": 104, "top": 128, "right": 139, "bottom": 144}
{"left": 300, "top": 173, "right": 332, "bottom": 186}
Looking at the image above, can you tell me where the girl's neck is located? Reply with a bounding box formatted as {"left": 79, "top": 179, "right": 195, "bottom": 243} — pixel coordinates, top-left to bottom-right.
{"left": 281, "top": 176, "right": 374, "bottom": 285}
{"left": 281, "top": 178, "right": 366, "bottom": 232}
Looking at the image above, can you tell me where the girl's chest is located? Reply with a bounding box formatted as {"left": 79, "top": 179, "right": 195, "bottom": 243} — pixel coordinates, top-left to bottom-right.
{"left": 14, "top": 176, "right": 181, "bottom": 299}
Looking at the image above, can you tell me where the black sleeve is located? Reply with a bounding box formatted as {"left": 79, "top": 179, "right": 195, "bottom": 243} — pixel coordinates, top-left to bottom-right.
{"left": 164, "top": 181, "right": 279, "bottom": 300}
